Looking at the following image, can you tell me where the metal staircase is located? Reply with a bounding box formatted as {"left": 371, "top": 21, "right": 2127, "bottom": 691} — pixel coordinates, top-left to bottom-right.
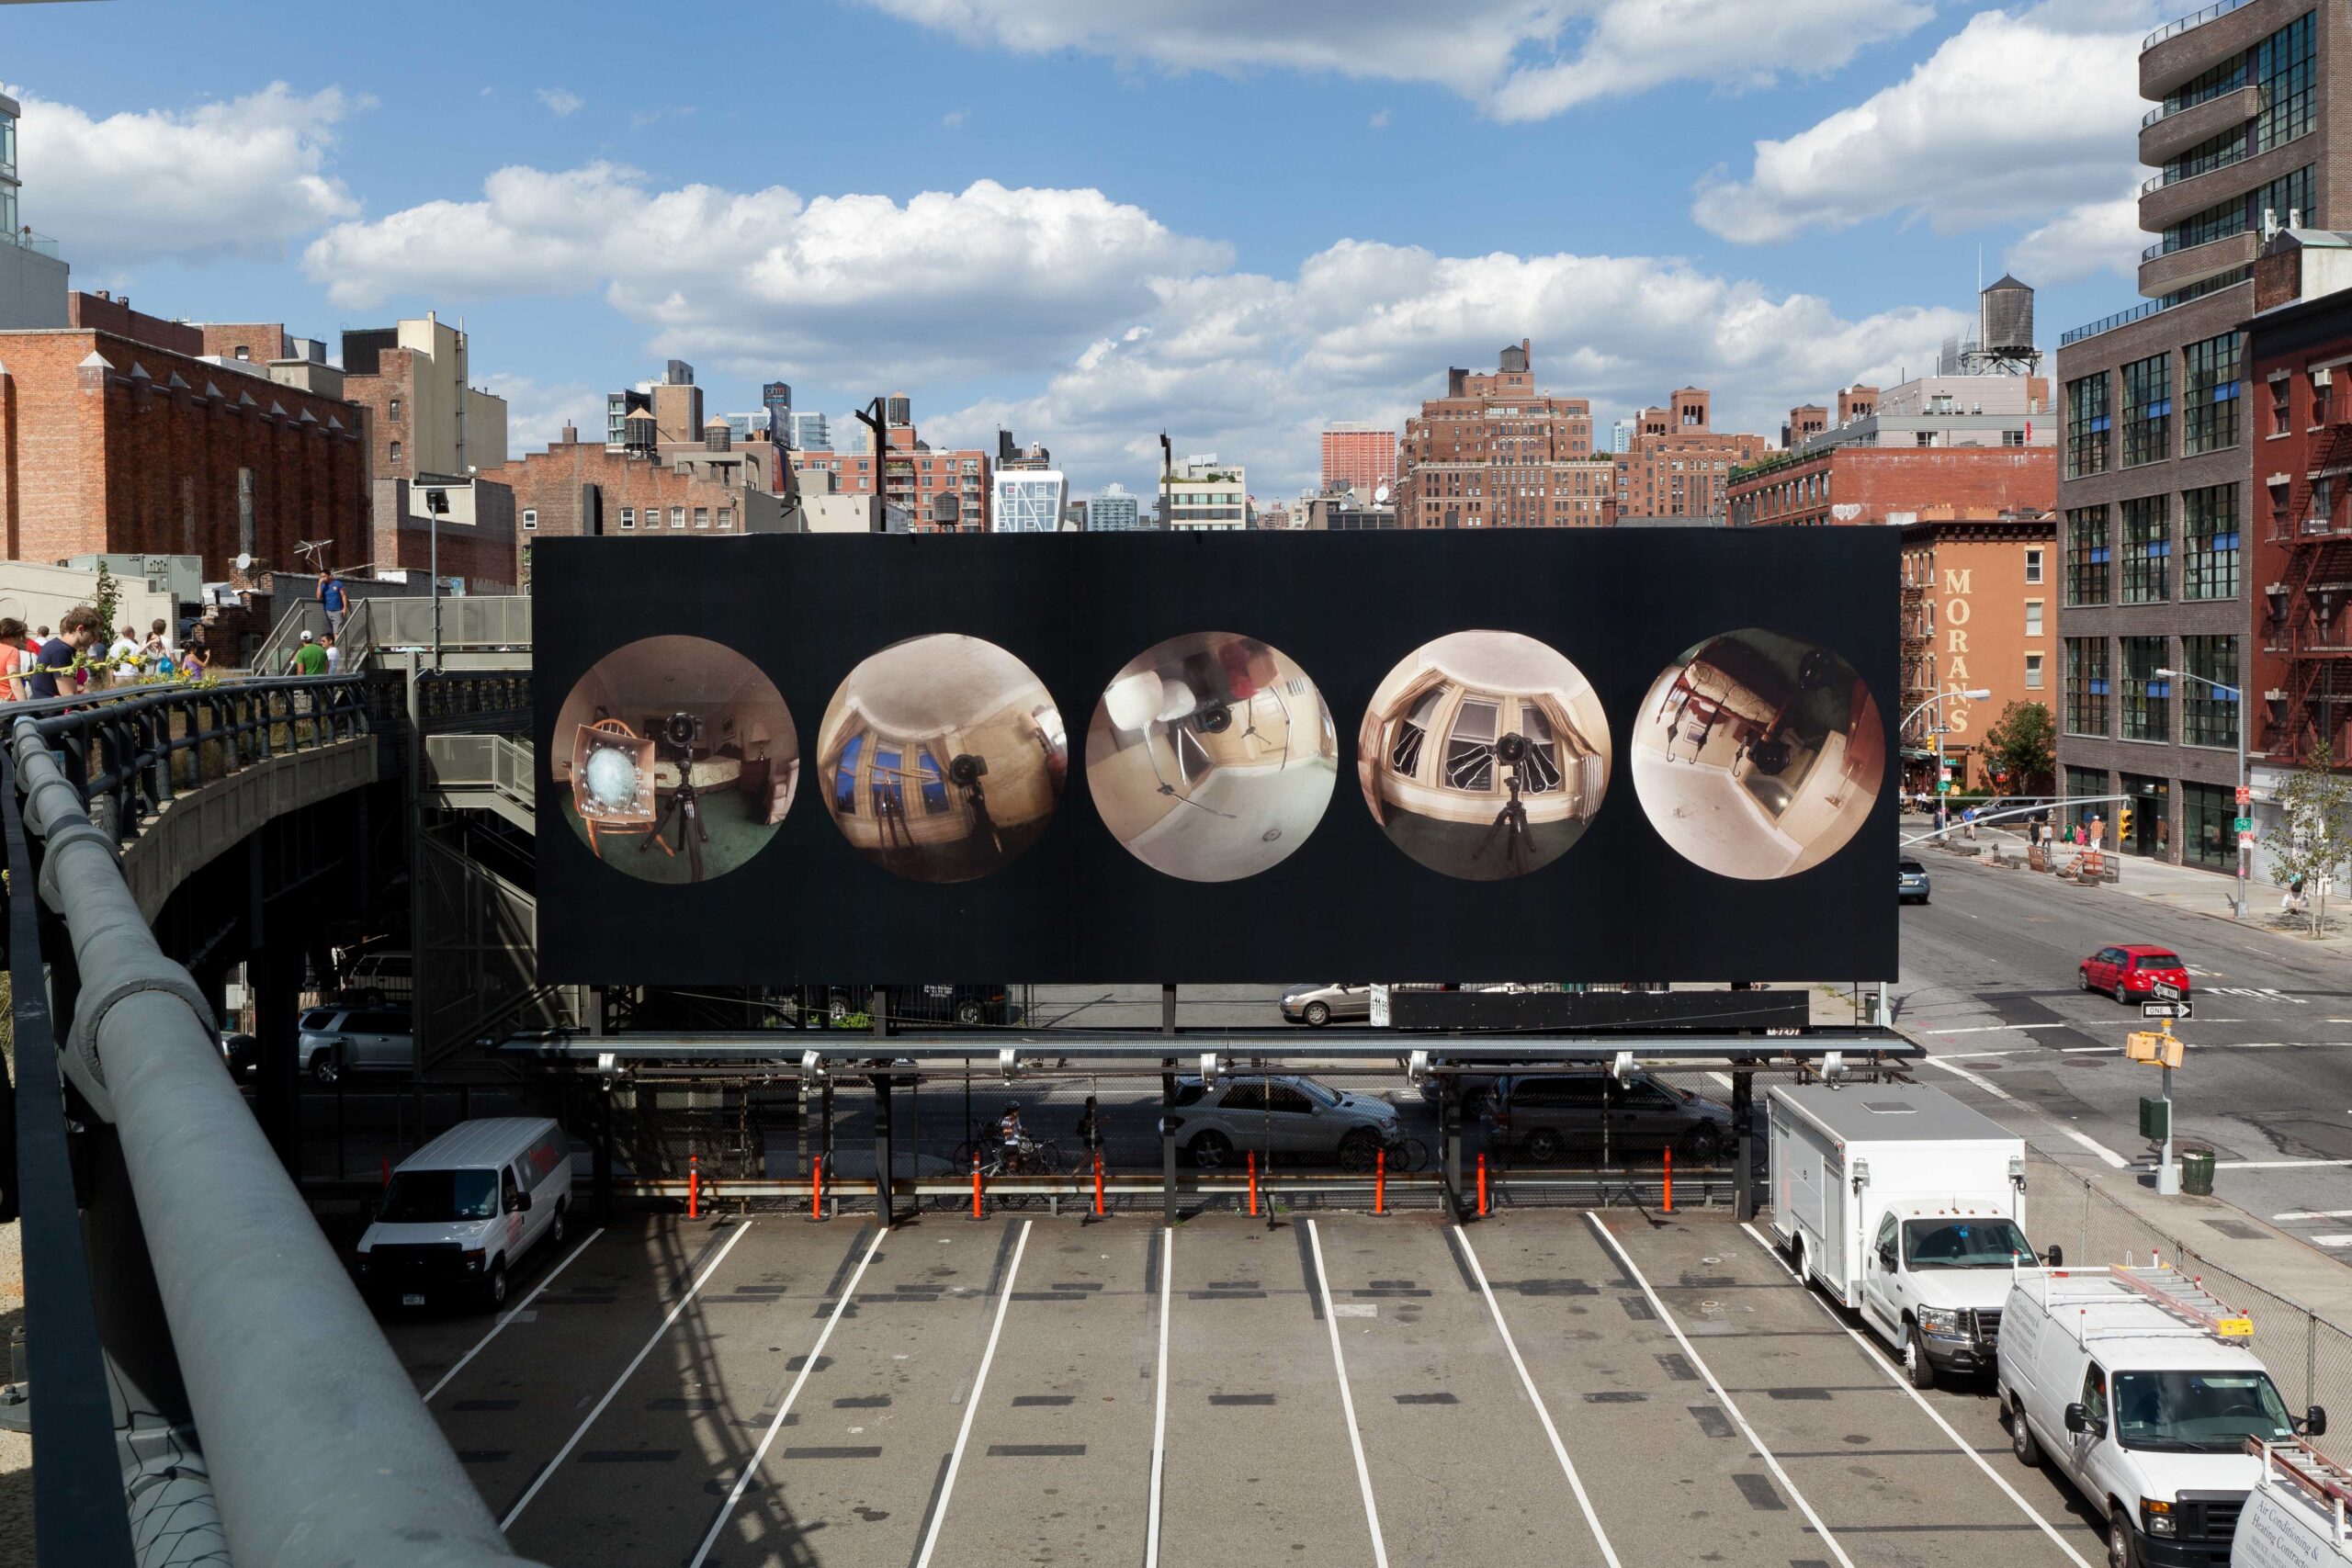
{"left": 2269, "top": 416, "right": 2352, "bottom": 761}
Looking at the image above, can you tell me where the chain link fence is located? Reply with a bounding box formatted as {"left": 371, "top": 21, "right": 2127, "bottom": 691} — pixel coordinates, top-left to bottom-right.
{"left": 2028, "top": 1151, "right": 2352, "bottom": 1416}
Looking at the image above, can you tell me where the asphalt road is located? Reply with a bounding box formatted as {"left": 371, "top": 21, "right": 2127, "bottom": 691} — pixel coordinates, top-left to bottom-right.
{"left": 1891, "top": 845, "right": 2352, "bottom": 1253}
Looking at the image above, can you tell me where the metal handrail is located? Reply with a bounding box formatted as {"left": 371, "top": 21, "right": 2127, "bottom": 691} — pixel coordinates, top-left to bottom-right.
{"left": 2145, "top": 0, "right": 2254, "bottom": 51}
{"left": 2143, "top": 141, "right": 2252, "bottom": 194}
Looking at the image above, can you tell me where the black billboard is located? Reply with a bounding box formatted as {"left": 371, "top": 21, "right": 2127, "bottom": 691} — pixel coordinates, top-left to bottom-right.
{"left": 532, "top": 528, "right": 1896, "bottom": 984}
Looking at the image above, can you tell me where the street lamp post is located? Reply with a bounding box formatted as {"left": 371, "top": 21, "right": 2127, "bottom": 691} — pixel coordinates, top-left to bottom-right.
{"left": 1898, "top": 688, "right": 1991, "bottom": 829}
{"left": 2156, "top": 666, "right": 2247, "bottom": 918}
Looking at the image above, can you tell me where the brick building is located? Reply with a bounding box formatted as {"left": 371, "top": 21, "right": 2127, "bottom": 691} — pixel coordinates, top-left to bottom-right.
{"left": 1611, "top": 388, "right": 1772, "bottom": 523}
{"left": 1732, "top": 371, "right": 2056, "bottom": 526}
{"left": 789, "top": 395, "right": 990, "bottom": 530}
{"left": 477, "top": 423, "right": 788, "bottom": 584}
{"left": 0, "top": 321, "right": 369, "bottom": 576}
{"left": 1897, "top": 510, "right": 2057, "bottom": 793}
{"left": 342, "top": 314, "right": 507, "bottom": 489}
{"left": 1394, "top": 341, "right": 1607, "bottom": 527}
{"left": 1319, "top": 421, "right": 1396, "bottom": 497}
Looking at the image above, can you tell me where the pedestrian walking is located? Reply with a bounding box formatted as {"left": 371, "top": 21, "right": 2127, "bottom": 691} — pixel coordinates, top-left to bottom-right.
{"left": 288, "top": 628, "right": 327, "bottom": 676}
{"left": 1074, "top": 1095, "right": 1103, "bottom": 1156}
{"left": 322, "top": 632, "right": 341, "bottom": 675}
{"left": 318, "top": 571, "right": 347, "bottom": 637}
{"left": 28, "top": 607, "right": 98, "bottom": 700}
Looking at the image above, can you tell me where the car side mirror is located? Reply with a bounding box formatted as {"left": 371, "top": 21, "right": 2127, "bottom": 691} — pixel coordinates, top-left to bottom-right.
{"left": 2064, "top": 1403, "right": 2091, "bottom": 1436}
{"left": 2043, "top": 1245, "right": 2064, "bottom": 1269}
{"left": 2302, "top": 1404, "right": 2328, "bottom": 1438}
{"left": 510, "top": 1190, "right": 531, "bottom": 1213}
{"left": 1878, "top": 1247, "right": 1896, "bottom": 1270}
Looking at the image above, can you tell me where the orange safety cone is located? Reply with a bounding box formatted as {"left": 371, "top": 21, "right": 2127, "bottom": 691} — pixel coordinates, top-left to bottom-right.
{"left": 687, "top": 1153, "right": 700, "bottom": 1220}
{"left": 1664, "top": 1145, "right": 1674, "bottom": 1214}
{"left": 1093, "top": 1149, "right": 1105, "bottom": 1217}
{"left": 1476, "top": 1152, "right": 1488, "bottom": 1217}
{"left": 811, "top": 1154, "right": 824, "bottom": 1221}
{"left": 971, "top": 1151, "right": 983, "bottom": 1220}
{"left": 1248, "top": 1150, "right": 1259, "bottom": 1217}
{"left": 1374, "top": 1147, "right": 1386, "bottom": 1216}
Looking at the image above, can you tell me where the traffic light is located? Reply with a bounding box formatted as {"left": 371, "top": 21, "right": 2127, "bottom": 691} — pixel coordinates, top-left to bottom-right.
{"left": 2118, "top": 802, "right": 2134, "bottom": 843}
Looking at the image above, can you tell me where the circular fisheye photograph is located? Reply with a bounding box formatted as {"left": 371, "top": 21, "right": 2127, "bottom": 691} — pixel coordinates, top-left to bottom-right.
{"left": 817, "top": 634, "right": 1068, "bottom": 883}
{"left": 551, "top": 635, "right": 798, "bottom": 885}
{"left": 1357, "top": 630, "right": 1611, "bottom": 881}
{"left": 1631, "top": 629, "right": 1884, "bottom": 880}
{"left": 1087, "top": 632, "right": 1339, "bottom": 882}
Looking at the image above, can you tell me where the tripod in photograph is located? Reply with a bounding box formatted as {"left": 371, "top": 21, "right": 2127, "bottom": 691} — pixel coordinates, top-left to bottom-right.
{"left": 1471, "top": 732, "right": 1535, "bottom": 877}
{"left": 642, "top": 758, "right": 709, "bottom": 882}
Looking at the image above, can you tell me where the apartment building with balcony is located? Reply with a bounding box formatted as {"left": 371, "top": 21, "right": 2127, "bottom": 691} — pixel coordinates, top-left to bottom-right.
{"left": 0, "top": 91, "right": 70, "bottom": 330}
{"left": 2052, "top": 0, "right": 2348, "bottom": 868}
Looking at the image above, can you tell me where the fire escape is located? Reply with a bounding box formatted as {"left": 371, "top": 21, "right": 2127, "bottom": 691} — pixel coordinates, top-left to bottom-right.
{"left": 1900, "top": 556, "right": 1934, "bottom": 769}
{"left": 2267, "top": 398, "right": 2352, "bottom": 763}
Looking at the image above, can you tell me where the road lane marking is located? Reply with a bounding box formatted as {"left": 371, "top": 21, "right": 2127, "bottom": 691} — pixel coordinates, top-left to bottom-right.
{"left": 2221, "top": 1157, "right": 2352, "bottom": 1168}
{"left": 1580, "top": 1213, "right": 1853, "bottom": 1568}
{"left": 1144, "top": 1227, "right": 1171, "bottom": 1568}
{"left": 1452, "top": 1226, "right": 1622, "bottom": 1568}
{"left": 1919, "top": 1054, "right": 2016, "bottom": 1103}
{"left": 1306, "top": 1218, "right": 1389, "bottom": 1568}
{"left": 2311, "top": 1235, "right": 2352, "bottom": 1248}
{"left": 502, "top": 1218, "right": 752, "bottom": 1530}
{"left": 1924, "top": 1023, "right": 2074, "bottom": 1036}
{"left": 1736, "top": 1223, "right": 2097, "bottom": 1568}
{"left": 911, "top": 1220, "right": 1034, "bottom": 1568}
{"left": 2061, "top": 1130, "right": 2132, "bottom": 1169}
{"left": 423, "top": 1226, "right": 604, "bottom": 1404}
{"left": 686, "top": 1224, "right": 887, "bottom": 1568}
{"left": 2273, "top": 1210, "right": 2352, "bottom": 1222}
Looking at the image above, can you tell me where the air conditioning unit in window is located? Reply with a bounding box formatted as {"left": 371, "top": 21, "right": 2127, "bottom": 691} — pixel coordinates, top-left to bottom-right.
{"left": 2316, "top": 367, "right": 2335, "bottom": 388}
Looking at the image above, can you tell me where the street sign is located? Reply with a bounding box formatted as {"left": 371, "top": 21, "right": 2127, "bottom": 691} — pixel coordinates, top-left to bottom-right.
{"left": 2233, "top": 816, "right": 2254, "bottom": 832}
{"left": 2142, "top": 1000, "right": 2193, "bottom": 1020}
{"left": 2150, "top": 980, "right": 2186, "bottom": 1001}
{"left": 1937, "top": 780, "right": 1953, "bottom": 794}
{"left": 2234, "top": 786, "right": 2251, "bottom": 806}
{"left": 2239, "top": 831, "right": 2256, "bottom": 848}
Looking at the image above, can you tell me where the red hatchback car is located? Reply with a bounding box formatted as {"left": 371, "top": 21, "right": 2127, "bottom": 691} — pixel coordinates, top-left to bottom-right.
{"left": 2079, "top": 943, "right": 2192, "bottom": 1003}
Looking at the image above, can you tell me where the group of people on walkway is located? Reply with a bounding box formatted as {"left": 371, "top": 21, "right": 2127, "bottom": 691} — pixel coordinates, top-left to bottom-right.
{"left": 0, "top": 607, "right": 215, "bottom": 700}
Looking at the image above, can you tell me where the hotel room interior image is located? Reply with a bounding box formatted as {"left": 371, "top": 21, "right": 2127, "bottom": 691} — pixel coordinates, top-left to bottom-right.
{"left": 1086, "top": 632, "right": 1339, "bottom": 882}
{"left": 817, "top": 634, "right": 1068, "bottom": 884}
{"left": 1629, "top": 629, "right": 1883, "bottom": 880}
{"left": 1356, "top": 630, "right": 1611, "bottom": 881}
{"left": 551, "top": 634, "right": 799, "bottom": 885}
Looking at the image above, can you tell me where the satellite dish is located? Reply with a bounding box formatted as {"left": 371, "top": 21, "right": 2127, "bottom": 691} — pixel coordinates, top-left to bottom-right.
{"left": 1374, "top": 483, "right": 1390, "bottom": 505}
{"left": 233, "top": 553, "right": 254, "bottom": 572}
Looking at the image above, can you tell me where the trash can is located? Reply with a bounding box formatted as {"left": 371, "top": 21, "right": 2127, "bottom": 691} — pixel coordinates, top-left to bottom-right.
{"left": 2180, "top": 1147, "right": 2216, "bottom": 1196}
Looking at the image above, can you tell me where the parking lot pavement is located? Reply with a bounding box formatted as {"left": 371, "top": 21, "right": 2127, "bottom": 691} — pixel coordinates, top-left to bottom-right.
{"left": 391, "top": 1208, "right": 2118, "bottom": 1568}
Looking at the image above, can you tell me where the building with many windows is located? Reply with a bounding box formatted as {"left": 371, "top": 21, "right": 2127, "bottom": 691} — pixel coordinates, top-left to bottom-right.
{"left": 0, "top": 92, "right": 68, "bottom": 330}
{"left": 1897, "top": 511, "right": 2057, "bottom": 793}
{"left": 1394, "top": 342, "right": 1604, "bottom": 527}
{"left": 789, "top": 411, "right": 831, "bottom": 452}
{"left": 1612, "top": 388, "right": 1773, "bottom": 524}
{"left": 788, "top": 395, "right": 991, "bottom": 530}
{"left": 1086, "top": 482, "right": 1143, "bottom": 531}
{"left": 1161, "top": 456, "right": 1248, "bottom": 530}
{"left": 1319, "top": 422, "right": 1396, "bottom": 497}
{"left": 990, "top": 468, "right": 1069, "bottom": 533}
{"left": 2049, "top": 0, "right": 2336, "bottom": 867}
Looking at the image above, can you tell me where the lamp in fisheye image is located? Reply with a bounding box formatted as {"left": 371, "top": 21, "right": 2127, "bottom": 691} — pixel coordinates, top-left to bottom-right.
{"left": 818, "top": 633, "right": 1068, "bottom": 883}
{"left": 550, "top": 635, "right": 798, "bottom": 885}
{"left": 1631, "top": 628, "right": 1883, "bottom": 879}
{"left": 1357, "top": 630, "right": 1611, "bottom": 881}
{"left": 1087, "top": 631, "right": 1338, "bottom": 882}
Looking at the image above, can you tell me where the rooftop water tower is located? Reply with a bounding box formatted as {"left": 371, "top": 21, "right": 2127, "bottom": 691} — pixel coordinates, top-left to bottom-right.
{"left": 1967, "top": 276, "right": 2041, "bottom": 375}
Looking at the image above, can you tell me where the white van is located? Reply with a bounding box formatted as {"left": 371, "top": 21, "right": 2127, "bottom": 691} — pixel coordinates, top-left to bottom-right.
{"left": 1999, "top": 1266, "right": 2326, "bottom": 1568}
{"left": 1769, "top": 1082, "right": 2045, "bottom": 1387}
{"left": 356, "top": 1118, "right": 574, "bottom": 1311}
{"left": 2232, "top": 1437, "right": 2352, "bottom": 1567}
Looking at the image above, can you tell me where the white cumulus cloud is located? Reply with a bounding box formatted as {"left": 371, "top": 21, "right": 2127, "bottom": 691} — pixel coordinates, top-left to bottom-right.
{"left": 4, "top": 81, "right": 360, "bottom": 271}
{"left": 536, "top": 87, "right": 583, "bottom": 117}
{"left": 2006, "top": 192, "right": 2143, "bottom": 285}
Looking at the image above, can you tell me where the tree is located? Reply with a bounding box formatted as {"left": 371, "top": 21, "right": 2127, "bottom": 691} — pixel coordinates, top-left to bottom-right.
{"left": 2269, "top": 735, "right": 2352, "bottom": 935}
{"left": 1979, "top": 701, "right": 2054, "bottom": 797}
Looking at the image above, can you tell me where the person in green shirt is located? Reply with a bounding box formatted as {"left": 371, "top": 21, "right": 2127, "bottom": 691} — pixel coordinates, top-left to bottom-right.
{"left": 289, "top": 629, "right": 328, "bottom": 675}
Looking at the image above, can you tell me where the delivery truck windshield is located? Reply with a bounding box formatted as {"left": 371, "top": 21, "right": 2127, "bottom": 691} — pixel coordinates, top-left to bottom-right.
{"left": 1902, "top": 1217, "right": 2033, "bottom": 1268}
{"left": 2110, "top": 1371, "right": 2296, "bottom": 1453}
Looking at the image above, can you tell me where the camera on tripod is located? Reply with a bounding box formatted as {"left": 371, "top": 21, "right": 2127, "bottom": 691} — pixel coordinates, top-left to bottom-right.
{"left": 1493, "top": 731, "right": 1531, "bottom": 767}
{"left": 661, "top": 710, "right": 704, "bottom": 751}
{"left": 946, "top": 752, "right": 989, "bottom": 787}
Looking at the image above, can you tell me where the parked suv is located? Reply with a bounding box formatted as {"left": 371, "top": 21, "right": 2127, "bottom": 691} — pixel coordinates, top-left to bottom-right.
{"left": 1899, "top": 859, "right": 1931, "bottom": 905}
{"left": 1489, "top": 1071, "right": 1733, "bottom": 1163}
{"left": 1167, "top": 1074, "right": 1399, "bottom": 1168}
{"left": 339, "top": 950, "right": 413, "bottom": 1005}
{"left": 2080, "top": 944, "right": 2192, "bottom": 1004}
{"left": 298, "top": 1007, "right": 413, "bottom": 1083}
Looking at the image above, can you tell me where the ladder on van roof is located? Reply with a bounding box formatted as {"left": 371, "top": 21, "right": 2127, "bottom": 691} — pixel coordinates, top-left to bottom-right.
{"left": 2247, "top": 1434, "right": 2352, "bottom": 1543}
{"left": 2040, "top": 1265, "right": 2256, "bottom": 1340}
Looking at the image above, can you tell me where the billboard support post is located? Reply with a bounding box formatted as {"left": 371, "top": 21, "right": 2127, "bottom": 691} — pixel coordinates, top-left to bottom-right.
{"left": 872, "top": 988, "right": 893, "bottom": 1228}
{"left": 1732, "top": 1070, "right": 1755, "bottom": 1222}
{"left": 1442, "top": 1090, "right": 1462, "bottom": 1220}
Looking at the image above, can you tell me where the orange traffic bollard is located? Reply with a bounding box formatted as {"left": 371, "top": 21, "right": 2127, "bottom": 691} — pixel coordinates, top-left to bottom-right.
{"left": 1248, "top": 1150, "right": 1259, "bottom": 1217}
{"left": 1476, "top": 1152, "right": 1488, "bottom": 1217}
{"left": 688, "top": 1154, "right": 700, "bottom": 1220}
{"left": 1093, "top": 1149, "right": 1105, "bottom": 1217}
{"left": 811, "top": 1154, "right": 824, "bottom": 1220}
{"left": 1374, "top": 1147, "right": 1386, "bottom": 1216}
{"left": 1664, "top": 1145, "right": 1674, "bottom": 1214}
{"left": 971, "top": 1152, "right": 984, "bottom": 1220}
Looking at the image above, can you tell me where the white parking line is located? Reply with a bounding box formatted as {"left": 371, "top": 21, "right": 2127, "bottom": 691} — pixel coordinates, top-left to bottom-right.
{"left": 1925, "top": 1023, "right": 2074, "bottom": 1036}
{"left": 2274, "top": 1209, "right": 2352, "bottom": 1222}
{"left": 2310, "top": 1235, "right": 2352, "bottom": 1248}
{"left": 1453, "top": 1227, "right": 1621, "bottom": 1568}
{"left": 2222, "top": 1157, "right": 2352, "bottom": 1169}
{"left": 687, "top": 1224, "right": 888, "bottom": 1568}
{"left": 1581, "top": 1213, "right": 1855, "bottom": 1568}
{"left": 1736, "top": 1223, "right": 2097, "bottom": 1568}
{"left": 911, "top": 1220, "right": 1034, "bottom": 1568}
{"left": 1305, "top": 1218, "right": 1389, "bottom": 1568}
{"left": 501, "top": 1218, "right": 752, "bottom": 1531}
{"left": 423, "top": 1226, "right": 604, "bottom": 1404}
{"left": 1919, "top": 1054, "right": 2017, "bottom": 1103}
{"left": 1143, "top": 1227, "right": 1172, "bottom": 1568}
{"left": 2060, "top": 1129, "right": 2132, "bottom": 1170}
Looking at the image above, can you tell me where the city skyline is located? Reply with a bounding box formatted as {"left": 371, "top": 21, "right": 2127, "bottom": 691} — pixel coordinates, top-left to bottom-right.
{"left": 0, "top": 0, "right": 2177, "bottom": 501}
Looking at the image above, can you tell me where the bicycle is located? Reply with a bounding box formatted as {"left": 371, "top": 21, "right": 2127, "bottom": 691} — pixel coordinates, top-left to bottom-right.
{"left": 1340, "top": 1128, "right": 1429, "bottom": 1173}
{"left": 981, "top": 1134, "right": 1064, "bottom": 1180}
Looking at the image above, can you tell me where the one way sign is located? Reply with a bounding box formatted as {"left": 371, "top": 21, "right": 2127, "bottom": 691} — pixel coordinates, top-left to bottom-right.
{"left": 2141, "top": 1000, "right": 2193, "bottom": 1021}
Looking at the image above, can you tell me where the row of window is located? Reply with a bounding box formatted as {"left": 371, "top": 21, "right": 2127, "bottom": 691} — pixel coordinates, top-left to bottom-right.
{"left": 2064, "top": 487, "right": 2241, "bottom": 605}
{"left": 516, "top": 505, "right": 737, "bottom": 532}
{"left": 2066, "top": 333, "right": 2241, "bottom": 478}
{"left": 2062, "top": 634, "right": 2238, "bottom": 745}
{"left": 2157, "top": 164, "right": 2312, "bottom": 257}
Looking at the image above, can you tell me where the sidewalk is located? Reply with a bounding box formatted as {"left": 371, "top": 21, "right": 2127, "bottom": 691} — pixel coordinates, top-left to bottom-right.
{"left": 1901, "top": 807, "right": 2352, "bottom": 961}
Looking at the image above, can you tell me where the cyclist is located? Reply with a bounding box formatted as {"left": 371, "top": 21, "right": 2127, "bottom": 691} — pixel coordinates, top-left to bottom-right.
{"left": 999, "top": 1101, "right": 1027, "bottom": 1174}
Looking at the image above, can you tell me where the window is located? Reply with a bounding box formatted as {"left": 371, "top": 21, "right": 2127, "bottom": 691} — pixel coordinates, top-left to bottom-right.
{"left": 619, "top": 507, "right": 635, "bottom": 530}
{"left": 2182, "top": 635, "right": 2239, "bottom": 749}
{"left": 2182, "top": 484, "right": 2240, "bottom": 599}
{"left": 2183, "top": 333, "right": 2241, "bottom": 454}
{"left": 2121, "top": 637, "right": 2170, "bottom": 741}
{"left": 2121, "top": 495, "right": 2170, "bottom": 604}
{"left": 388, "top": 397, "right": 402, "bottom": 423}
{"left": 831, "top": 733, "right": 865, "bottom": 813}
{"left": 693, "top": 507, "right": 709, "bottom": 529}
{"left": 521, "top": 508, "right": 537, "bottom": 531}
{"left": 2066, "top": 375, "right": 2110, "bottom": 479}
{"left": 2025, "top": 547, "right": 2044, "bottom": 585}
{"left": 2272, "top": 377, "right": 2293, "bottom": 435}
{"left": 2163, "top": 126, "right": 2249, "bottom": 187}
{"left": 2065, "top": 506, "right": 2110, "bottom": 606}
{"left": 2120, "top": 353, "right": 2171, "bottom": 467}
{"left": 1389, "top": 687, "right": 1439, "bottom": 775}
{"left": 389, "top": 439, "right": 403, "bottom": 468}
{"left": 2025, "top": 652, "right": 2044, "bottom": 690}
{"left": 717, "top": 507, "right": 733, "bottom": 531}
{"left": 2254, "top": 11, "right": 2315, "bottom": 152}
{"left": 1444, "top": 697, "right": 1499, "bottom": 791}
{"left": 2066, "top": 638, "right": 2109, "bottom": 736}
{"left": 670, "top": 507, "right": 684, "bottom": 530}
{"left": 2183, "top": 782, "right": 2236, "bottom": 870}
{"left": 2025, "top": 600, "right": 2044, "bottom": 637}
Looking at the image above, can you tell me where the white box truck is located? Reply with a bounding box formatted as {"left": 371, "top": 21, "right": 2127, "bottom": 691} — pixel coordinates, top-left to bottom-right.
{"left": 1770, "top": 1081, "right": 2048, "bottom": 1387}
{"left": 2232, "top": 1437, "right": 2352, "bottom": 1567}
{"left": 1999, "top": 1265, "right": 2326, "bottom": 1568}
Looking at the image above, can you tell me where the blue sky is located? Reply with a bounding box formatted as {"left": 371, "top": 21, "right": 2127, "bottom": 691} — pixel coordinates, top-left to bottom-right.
{"left": 6, "top": 0, "right": 2165, "bottom": 497}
